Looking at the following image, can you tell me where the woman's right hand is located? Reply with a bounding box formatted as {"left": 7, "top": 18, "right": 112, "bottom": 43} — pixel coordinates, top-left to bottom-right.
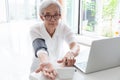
{"left": 35, "top": 62, "right": 57, "bottom": 80}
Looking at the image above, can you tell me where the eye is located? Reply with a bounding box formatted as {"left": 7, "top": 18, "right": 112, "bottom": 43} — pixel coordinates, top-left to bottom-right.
{"left": 54, "top": 13, "right": 59, "bottom": 16}
{"left": 44, "top": 15, "right": 51, "bottom": 18}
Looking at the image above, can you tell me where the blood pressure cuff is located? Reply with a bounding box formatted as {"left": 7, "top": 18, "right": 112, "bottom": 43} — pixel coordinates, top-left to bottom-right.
{"left": 32, "top": 38, "right": 48, "bottom": 57}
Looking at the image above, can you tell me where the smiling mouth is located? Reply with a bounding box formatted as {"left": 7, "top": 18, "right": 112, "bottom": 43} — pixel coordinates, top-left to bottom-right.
{"left": 49, "top": 23, "right": 55, "bottom": 25}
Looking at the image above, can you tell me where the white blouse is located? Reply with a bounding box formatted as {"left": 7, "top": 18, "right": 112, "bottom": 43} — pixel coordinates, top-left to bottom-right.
{"left": 30, "top": 21, "right": 76, "bottom": 71}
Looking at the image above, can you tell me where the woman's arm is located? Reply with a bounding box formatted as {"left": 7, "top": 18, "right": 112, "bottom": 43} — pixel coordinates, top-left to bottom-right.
{"left": 30, "top": 27, "right": 57, "bottom": 80}
{"left": 35, "top": 52, "right": 57, "bottom": 80}
{"left": 69, "top": 42, "right": 80, "bottom": 57}
{"left": 57, "top": 42, "right": 80, "bottom": 66}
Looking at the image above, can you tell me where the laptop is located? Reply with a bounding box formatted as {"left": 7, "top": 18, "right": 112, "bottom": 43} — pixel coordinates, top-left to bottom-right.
{"left": 74, "top": 37, "right": 120, "bottom": 73}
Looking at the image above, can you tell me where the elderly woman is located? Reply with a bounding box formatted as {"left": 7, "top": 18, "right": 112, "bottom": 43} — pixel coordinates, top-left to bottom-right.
{"left": 30, "top": 0, "right": 80, "bottom": 80}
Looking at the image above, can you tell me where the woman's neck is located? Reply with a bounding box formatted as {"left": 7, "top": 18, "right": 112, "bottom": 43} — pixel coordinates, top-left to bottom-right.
{"left": 46, "top": 27, "right": 56, "bottom": 37}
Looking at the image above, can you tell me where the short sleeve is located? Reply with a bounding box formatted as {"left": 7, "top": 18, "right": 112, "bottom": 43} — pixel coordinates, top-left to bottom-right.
{"left": 63, "top": 24, "right": 76, "bottom": 44}
{"left": 30, "top": 24, "right": 49, "bottom": 57}
{"left": 30, "top": 24, "right": 43, "bottom": 42}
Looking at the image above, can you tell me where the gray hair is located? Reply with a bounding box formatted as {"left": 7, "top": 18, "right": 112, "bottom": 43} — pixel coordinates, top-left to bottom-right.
{"left": 39, "top": 0, "right": 62, "bottom": 15}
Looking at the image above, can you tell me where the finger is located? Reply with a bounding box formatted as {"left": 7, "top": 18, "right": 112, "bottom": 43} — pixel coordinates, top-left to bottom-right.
{"left": 73, "top": 58, "right": 76, "bottom": 64}
{"left": 43, "top": 70, "right": 48, "bottom": 77}
{"left": 35, "top": 67, "right": 42, "bottom": 73}
{"left": 67, "top": 57, "right": 72, "bottom": 66}
{"left": 44, "top": 68, "right": 56, "bottom": 80}
{"left": 47, "top": 68, "right": 57, "bottom": 77}
{"left": 52, "top": 70, "right": 57, "bottom": 76}
{"left": 35, "top": 63, "right": 48, "bottom": 73}
{"left": 49, "top": 72, "right": 56, "bottom": 80}
{"left": 43, "top": 70, "right": 53, "bottom": 80}
{"left": 67, "top": 57, "right": 75, "bottom": 66}
{"left": 70, "top": 57, "right": 74, "bottom": 65}
{"left": 71, "top": 57, "right": 76, "bottom": 65}
{"left": 63, "top": 57, "right": 67, "bottom": 66}
{"left": 44, "top": 71, "right": 55, "bottom": 80}
{"left": 57, "top": 59, "right": 63, "bottom": 63}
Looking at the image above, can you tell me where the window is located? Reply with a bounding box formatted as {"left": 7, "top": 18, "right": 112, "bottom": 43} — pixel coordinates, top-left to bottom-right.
{"left": 80, "top": 0, "right": 120, "bottom": 37}
{"left": 60, "top": 0, "right": 120, "bottom": 37}
{"left": 8, "top": 0, "right": 37, "bottom": 21}
{"left": 58, "top": 0, "right": 79, "bottom": 33}
{"left": 0, "top": 0, "right": 7, "bottom": 22}
{"left": 64, "top": 0, "right": 79, "bottom": 33}
{"left": 1, "top": 0, "right": 120, "bottom": 38}
{"left": 0, "top": 0, "right": 37, "bottom": 22}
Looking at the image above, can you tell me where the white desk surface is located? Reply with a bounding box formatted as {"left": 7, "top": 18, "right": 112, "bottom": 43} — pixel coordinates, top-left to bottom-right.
{"left": 73, "top": 66, "right": 120, "bottom": 80}
{"left": 73, "top": 44, "right": 120, "bottom": 80}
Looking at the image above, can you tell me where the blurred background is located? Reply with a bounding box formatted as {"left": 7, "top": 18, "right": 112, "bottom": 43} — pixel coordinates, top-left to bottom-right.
{"left": 0, "top": 0, "right": 120, "bottom": 80}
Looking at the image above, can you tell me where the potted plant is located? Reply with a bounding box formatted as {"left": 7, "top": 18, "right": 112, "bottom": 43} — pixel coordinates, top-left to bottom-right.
{"left": 102, "top": 0, "right": 119, "bottom": 37}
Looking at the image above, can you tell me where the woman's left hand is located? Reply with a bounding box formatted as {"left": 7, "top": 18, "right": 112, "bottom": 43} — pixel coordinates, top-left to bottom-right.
{"left": 57, "top": 51, "right": 76, "bottom": 66}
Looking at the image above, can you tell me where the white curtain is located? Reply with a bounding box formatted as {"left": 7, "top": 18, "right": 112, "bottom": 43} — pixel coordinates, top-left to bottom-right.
{"left": 0, "top": 0, "right": 7, "bottom": 22}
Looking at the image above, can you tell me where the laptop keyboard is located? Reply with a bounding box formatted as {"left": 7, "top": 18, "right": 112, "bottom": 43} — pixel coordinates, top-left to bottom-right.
{"left": 75, "top": 62, "right": 87, "bottom": 70}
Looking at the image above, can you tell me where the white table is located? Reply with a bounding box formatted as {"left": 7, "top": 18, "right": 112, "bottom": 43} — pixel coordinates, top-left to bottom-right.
{"left": 73, "top": 66, "right": 120, "bottom": 80}
{"left": 73, "top": 44, "right": 120, "bottom": 80}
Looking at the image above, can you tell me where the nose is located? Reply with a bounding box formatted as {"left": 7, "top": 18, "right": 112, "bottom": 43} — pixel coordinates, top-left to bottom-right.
{"left": 50, "top": 16, "right": 56, "bottom": 21}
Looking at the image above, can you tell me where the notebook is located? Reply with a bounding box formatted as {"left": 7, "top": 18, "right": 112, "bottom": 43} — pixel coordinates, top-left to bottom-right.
{"left": 74, "top": 37, "right": 120, "bottom": 73}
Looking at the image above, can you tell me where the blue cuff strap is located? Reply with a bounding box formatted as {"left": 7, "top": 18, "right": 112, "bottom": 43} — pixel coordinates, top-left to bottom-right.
{"left": 32, "top": 38, "right": 48, "bottom": 57}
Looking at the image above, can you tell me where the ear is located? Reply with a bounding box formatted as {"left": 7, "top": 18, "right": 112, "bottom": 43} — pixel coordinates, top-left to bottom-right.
{"left": 40, "top": 15, "right": 44, "bottom": 21}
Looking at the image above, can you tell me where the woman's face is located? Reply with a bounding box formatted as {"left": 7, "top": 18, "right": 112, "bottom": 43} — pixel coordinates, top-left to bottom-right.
{"left": 41, "top": 4, "right": 61, "bottom": 29}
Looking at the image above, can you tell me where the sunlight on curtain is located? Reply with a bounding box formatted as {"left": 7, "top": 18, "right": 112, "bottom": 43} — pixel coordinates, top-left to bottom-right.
{"left": 0, "top": 0, "right": 7, "bottom": 22}
{"left": 8, "top": 0, "right": 36, "bottom": 21}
